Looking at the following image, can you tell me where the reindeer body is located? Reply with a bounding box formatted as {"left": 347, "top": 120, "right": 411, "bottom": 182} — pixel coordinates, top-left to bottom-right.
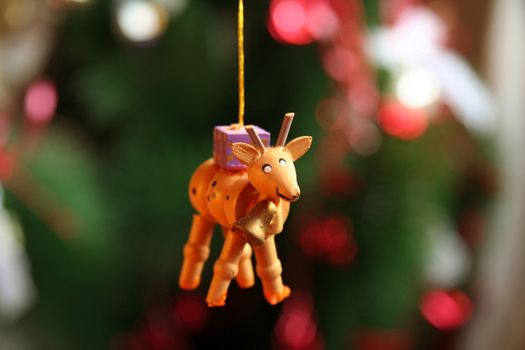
{"left": 179, "top": 114, "right": 311, "bottom": 307}
{"left": 188, "top": 158, "right": 290, "bottom": 230}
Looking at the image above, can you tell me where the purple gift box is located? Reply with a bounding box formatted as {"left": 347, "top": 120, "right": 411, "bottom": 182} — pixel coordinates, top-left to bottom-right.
{"left": 214, "top": 125, "right": 271, "bottom": 171}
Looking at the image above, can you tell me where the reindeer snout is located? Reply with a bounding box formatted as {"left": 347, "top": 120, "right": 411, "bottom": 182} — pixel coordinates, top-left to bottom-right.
{"left": 276, "top": 185, "right": 301, "bottom": 202}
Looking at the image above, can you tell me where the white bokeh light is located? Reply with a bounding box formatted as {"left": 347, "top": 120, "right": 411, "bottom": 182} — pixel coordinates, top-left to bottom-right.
{"left": 424, "top": 226, "right": 471, "bottom": 288}
{"left": 396, "top": 69, "right": 441, "bottom": 109}
{"left": 117, "top": 0, "right": 166, "bottom": 43}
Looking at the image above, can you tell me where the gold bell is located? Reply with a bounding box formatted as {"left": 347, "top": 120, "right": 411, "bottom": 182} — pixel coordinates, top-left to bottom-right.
{"left": 233, "top": 200, "right": 277, "bottom": 247}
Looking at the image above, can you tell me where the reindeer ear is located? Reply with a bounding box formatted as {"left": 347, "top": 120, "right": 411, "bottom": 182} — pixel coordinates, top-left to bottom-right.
{"left": 285, "top": 136, "right": 312, "bottom": 161}
{"left": 232, "top": 142, "right": 261, "bottom": 165}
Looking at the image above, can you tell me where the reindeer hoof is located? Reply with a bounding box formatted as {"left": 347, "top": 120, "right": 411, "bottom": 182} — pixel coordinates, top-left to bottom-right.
{"left": 264, "top": 286, "right": 291, "bottom": 305}
{"left": 179, "top": 277, "right": 201, "bottom": 290}
{"left": 236, "top": 276, "right": 255, "bottom": 289}
{"left": 206, "top": 293, "right": 227, "bottom": 307}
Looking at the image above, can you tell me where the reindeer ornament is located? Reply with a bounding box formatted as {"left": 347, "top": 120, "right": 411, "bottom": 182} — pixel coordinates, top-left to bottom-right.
{"left": 179, "top": 113, "right": 312, "bottom": 306}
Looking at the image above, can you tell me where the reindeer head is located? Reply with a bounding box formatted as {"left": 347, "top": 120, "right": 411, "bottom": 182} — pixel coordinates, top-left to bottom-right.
{"left": 231, "top": 113, "right": 312, "bottom": 202}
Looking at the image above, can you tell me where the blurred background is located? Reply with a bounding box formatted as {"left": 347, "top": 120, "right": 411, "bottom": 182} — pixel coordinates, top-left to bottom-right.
{"left": 0, "top": 0, "right": 523, "bottom": 349}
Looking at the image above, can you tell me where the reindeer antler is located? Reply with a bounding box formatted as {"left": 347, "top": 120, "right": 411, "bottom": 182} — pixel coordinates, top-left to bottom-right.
{"left": 276, "top": 113, "right": 294, "bottom": 147}
{"left": 245, "top": 125, "right": 266, "bottom": 152}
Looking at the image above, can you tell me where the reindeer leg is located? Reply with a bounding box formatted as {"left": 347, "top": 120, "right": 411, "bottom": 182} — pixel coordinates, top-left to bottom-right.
{"left": 179, "top": 214, "right": 215, "bottom": 290}
{"left": 206, "top": 231, "right": 246, "bottom": 307}
{"left": 236, "top": 243, "right": 255, "bottom": 288}
{"left": 220, "top": 227, "right": 254, "bottom": 289}
{"left": 254, "top": 236, "right": 290, "bottom": 305}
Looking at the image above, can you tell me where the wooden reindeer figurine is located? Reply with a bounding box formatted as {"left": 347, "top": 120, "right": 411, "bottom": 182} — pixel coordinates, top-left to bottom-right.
{"left": 179, "top": 113, "right": 312, "bottom": 306}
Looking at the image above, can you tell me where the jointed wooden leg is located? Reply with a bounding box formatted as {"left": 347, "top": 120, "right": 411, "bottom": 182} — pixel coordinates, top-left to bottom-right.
{"left": 236, "top": 243, "right": 255, "bottom": 289}
{"left": 253, "top": 236, "right": 290, "bottom": 305}
{"left": 206, "top": 231, "right": 246, "bottom": 307}
{"left": 179, "top": 214, "right": 215, "bottom": 290}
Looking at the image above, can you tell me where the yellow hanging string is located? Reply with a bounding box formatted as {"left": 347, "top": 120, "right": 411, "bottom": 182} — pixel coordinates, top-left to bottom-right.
{"left": 238, "top": 0, "right": 245, "bottom": 125}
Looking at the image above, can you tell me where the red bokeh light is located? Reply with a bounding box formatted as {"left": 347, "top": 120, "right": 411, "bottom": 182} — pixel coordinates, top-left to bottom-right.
{"left": 378, "top": 102, "right": 428, "bottom": 140}
{"left": 111, "top": 299, "right": 200, "bottom": 350}
{"left": 0, "top": 150, "right": 15, "bottom": 181}
{"left": 420, "top": 289, "right": 473, "bottom": 330}
{"left": 172, "top": 294, "right": 207, "bottom": 332}
{"left": 299, "top": 216, "right": 356, "bottom": 265}
{"left": 24, "top": 80, "right": 58, "bottom": 124}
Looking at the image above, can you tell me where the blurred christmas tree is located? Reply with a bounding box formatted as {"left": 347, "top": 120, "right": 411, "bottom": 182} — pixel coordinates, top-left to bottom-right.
{"left": 0, "top": 0, "right": 496, "bottom": 349}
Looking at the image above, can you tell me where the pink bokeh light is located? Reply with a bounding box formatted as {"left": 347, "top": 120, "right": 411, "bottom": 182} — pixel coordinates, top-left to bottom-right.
{"left": 275, "top": 291, "right": 321, "bottom": 349}
{"left": 269, "top": 0, "right": 313, "bottom": 45}
{"left": 24, "top": 80, "right": 58, "bottom": 124}
{"left": 420, "top": 289, "right": 473, "bottom": 330}
{"left": 269, "top": 0, "right": 339, "bottom": 46}
{"left": 305, "top": 2, "right": 339, "bottom": 40}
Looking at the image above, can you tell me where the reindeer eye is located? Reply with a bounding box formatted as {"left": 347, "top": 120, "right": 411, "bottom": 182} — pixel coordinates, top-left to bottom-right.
{"left": 262, "top": 164, "right": 272, "bottom": 174}
{"left": 279, "top": 158, "right": 287, "bottom": 166}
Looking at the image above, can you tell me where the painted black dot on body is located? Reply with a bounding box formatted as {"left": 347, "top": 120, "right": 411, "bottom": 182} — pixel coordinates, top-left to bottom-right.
{"left": 226, "top": 195, "right": 230, "bottom": 200}
{"left": 207, "top": 195, "right": 210, "bottom": 201}
{"left": 211, "top": 180, "right": 217, "bottom": 187}
{"left": 192, "top": 188, "right": 196, "bottom": 195}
